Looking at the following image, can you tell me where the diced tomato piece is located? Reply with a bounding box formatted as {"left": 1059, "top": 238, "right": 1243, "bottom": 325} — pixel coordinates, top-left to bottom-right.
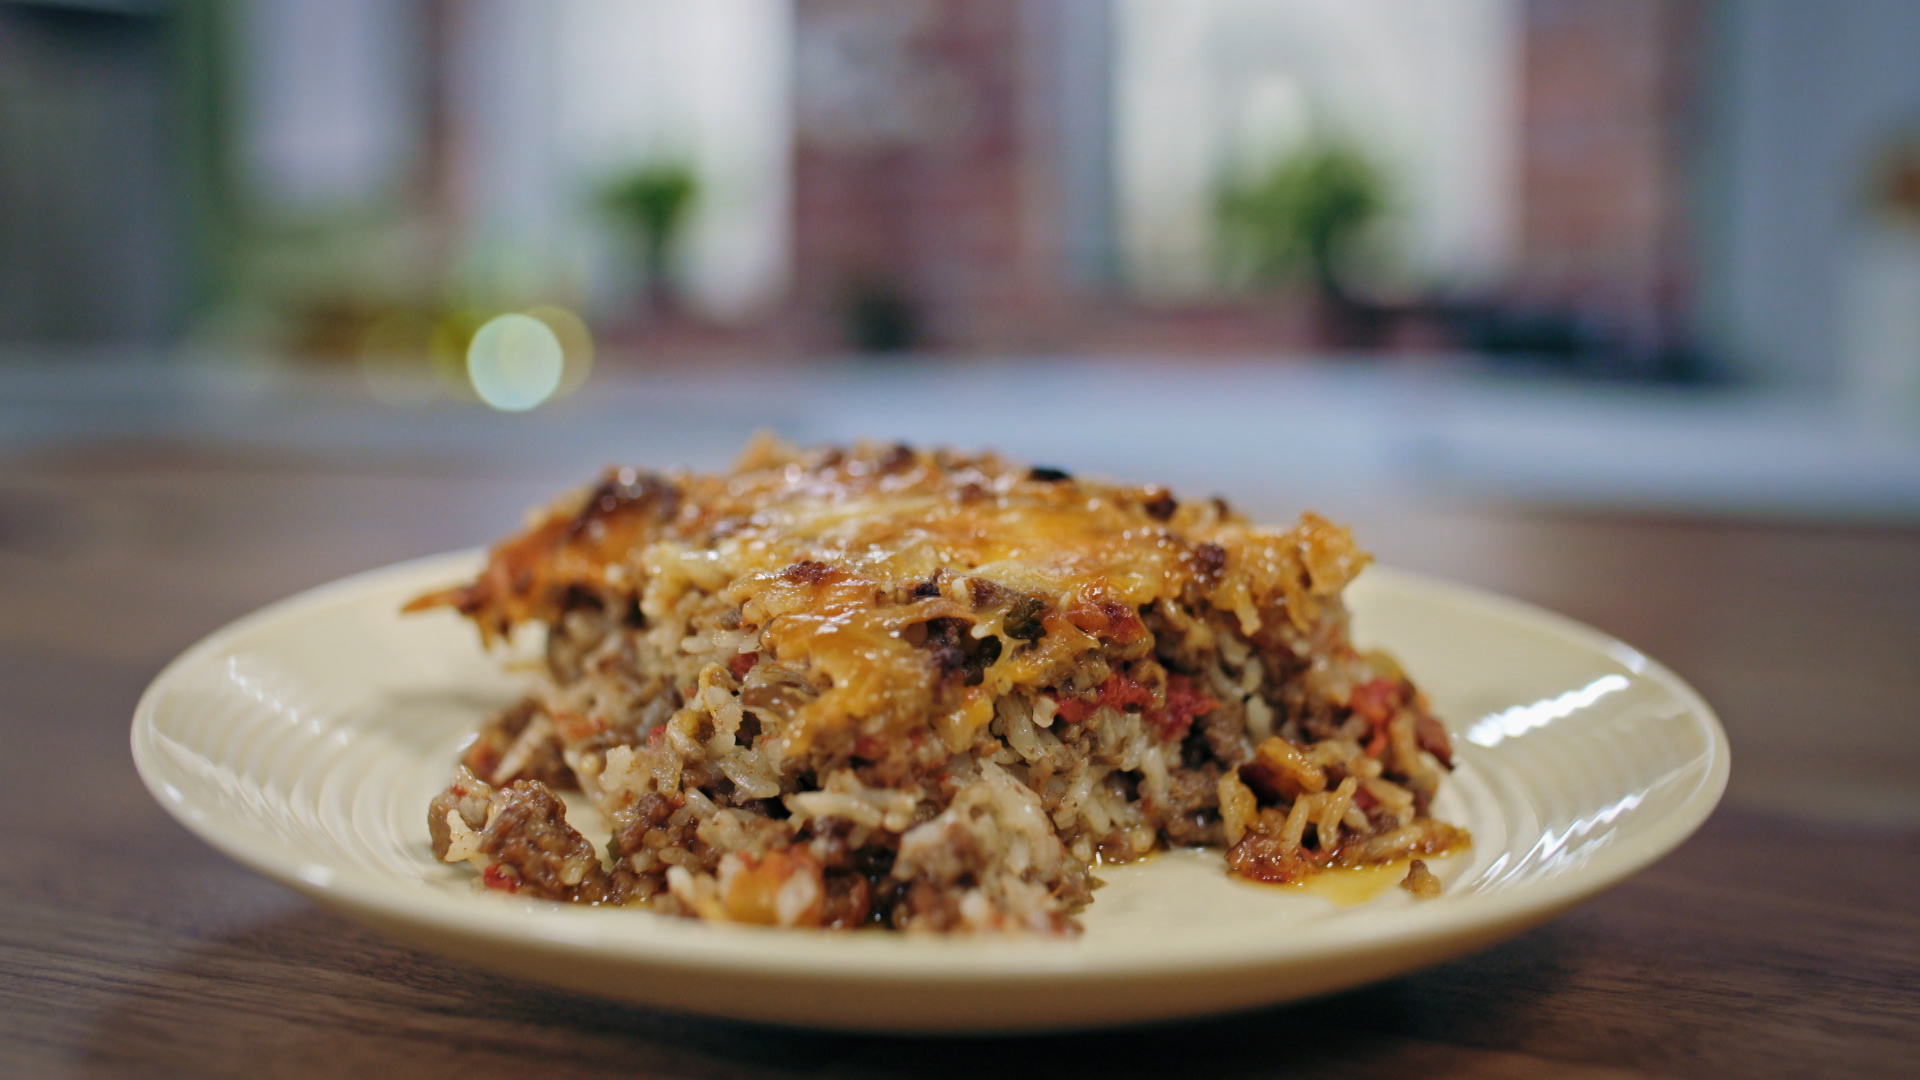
{"left": 1053, "top": 696, "right": 1096, "bottom": 725}
{"left": 481, "top": 864, "right": 521, "bottom": 893}
{"left": 1052, "top": 671, "right": 1154, "bottom": 724}
{"left": 1365, "top": 729, "right": 1390, "bottom": 757}
{"left": 1351, "top": 677, "right": 1401, "bottom": 757}
{"left": 1100, "top": 672, "right": 1157, "bottom": 712}
{"left": 1145, "top": 673, "right": 1217, "bottom": 740}
{"left": 1051, "top": 670, "right": 1183, "bottom": 732}
{"left": 1350, "top": 677, "right": 1401, "bottom": 725}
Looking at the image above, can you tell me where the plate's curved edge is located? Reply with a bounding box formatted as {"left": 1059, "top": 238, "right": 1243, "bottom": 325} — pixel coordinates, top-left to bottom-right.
{"left": 1354, "top": 564, "right": 1733, "bottom": 792}
{"left": 1355, "top": 564, "right": 1733, "bottom": 837}
{"left": 130, "top": 547, "right": 485, "bottom": 814}
{"left": 1352, "top": 564, "right": 1733, "bottom": 910}
{"left": 130, "top": 553, "right": 1732, "bottom": 989}
{"left": 129, "top": 548, "right": 493, "bottom": 933}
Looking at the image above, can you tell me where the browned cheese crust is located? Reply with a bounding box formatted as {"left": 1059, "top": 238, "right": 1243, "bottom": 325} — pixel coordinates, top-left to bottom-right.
{"left": 413, "top": 436, "right": 1466, "bottom": 932}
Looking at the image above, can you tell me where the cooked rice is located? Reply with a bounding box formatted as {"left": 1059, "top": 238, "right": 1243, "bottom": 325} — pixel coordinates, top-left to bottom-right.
{"left": 412, "top": 436, "right": 1467, "bottom": 932}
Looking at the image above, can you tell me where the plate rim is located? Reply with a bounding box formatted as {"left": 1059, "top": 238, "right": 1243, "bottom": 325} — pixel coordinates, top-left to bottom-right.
{"left": 131, "top": 550, "right": 1731, "bottom": 984}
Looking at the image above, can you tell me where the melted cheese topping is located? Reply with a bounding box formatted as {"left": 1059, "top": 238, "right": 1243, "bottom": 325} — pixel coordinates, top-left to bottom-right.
{"left": 413, "top": 437, "right": 1371, "bottom": 753}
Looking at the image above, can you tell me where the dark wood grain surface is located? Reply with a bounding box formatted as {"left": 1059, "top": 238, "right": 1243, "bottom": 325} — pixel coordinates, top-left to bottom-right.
{"left": 3, "top": 444, "right": 1916, "bottom": 1079}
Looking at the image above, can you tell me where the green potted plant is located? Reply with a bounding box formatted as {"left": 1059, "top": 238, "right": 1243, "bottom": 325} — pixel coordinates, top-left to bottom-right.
{"left": 1216, "top": 143, "right": 1385, "bottom": 308}
{"left": 600, "top": 162, "right": 700, "bottom": 313}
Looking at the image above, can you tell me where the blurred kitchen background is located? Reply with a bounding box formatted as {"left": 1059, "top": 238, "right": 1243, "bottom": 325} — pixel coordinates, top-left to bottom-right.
{"left": 3, "top": 0, "right": 1919, "bottom": 516}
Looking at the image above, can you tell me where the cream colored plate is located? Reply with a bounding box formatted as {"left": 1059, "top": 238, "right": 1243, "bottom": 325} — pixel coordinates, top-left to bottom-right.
{"left": 132, "top": 552, "right": 1728, "bottom": 1033}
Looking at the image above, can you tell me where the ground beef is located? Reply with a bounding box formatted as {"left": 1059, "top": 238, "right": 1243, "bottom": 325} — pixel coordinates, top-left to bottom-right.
{"left": 922, "top": 617, "right": 1002, "bottom": 686}
{"left": 819, "top": 871, "right": 873, "bottom": 928}
{"left": 1401, "top": 858, "right": 1442, "bottom": 899}
{"left": 416, "top": 439, "right": 1469, "bottom": 933}
{"left": 476, "top": 781, "right": 630, "bottom": 903}
{"left": 426, "top": 767, "right": 494, "bottom": 860}
{"left": 1192, "top": 541, "right": 1227, "bottom": 581}
{"left": 608, "top": 791, "right": 678, "bottom": 860}
{"left": 1196, "top": 708, "right": 1251, "bottom": 767}
{"left": 1158, "top": 763, "right": 1224, "bottom": 846}
{"left": 460, "top": 698, "right": 575, "bottom": 790}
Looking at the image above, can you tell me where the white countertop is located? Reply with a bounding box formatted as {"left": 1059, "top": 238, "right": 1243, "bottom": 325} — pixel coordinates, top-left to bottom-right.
{"left": 4, "top": 351, "right": 1917, "bottom": 521}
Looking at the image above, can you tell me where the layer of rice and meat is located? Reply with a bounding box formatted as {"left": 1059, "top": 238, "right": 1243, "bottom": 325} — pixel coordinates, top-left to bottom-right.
{"left": 410, "top": 436, "right": 1467, "bottom": 933}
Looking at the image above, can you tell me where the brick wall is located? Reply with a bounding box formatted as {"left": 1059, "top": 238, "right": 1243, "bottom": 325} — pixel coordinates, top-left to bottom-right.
{"left": 791, "top": 0, "right": 1056, "bottom": 352}
{"left": 1516, "top": 0, "right": 1704, "bottom": 366}
{"left": 777, "top": 0, "right": 1705, "bottom": 365}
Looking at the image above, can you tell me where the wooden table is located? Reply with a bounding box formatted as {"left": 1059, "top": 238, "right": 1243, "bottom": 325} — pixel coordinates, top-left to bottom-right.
{"left": 3, "top": 444, "right": 1916, "bottom": 1078}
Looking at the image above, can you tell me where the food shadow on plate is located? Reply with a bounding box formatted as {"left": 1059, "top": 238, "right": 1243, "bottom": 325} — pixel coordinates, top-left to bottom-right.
{"left": 69, "top": 906, "right": 1579, "bottom": 1079}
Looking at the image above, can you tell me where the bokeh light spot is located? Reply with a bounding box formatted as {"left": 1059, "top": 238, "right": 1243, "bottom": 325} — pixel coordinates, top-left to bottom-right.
{"left": 524, "top": 304, "right": 595, "bottom": 399}
{"left": 466, "top": 313, "right": 564, "bottom": 411}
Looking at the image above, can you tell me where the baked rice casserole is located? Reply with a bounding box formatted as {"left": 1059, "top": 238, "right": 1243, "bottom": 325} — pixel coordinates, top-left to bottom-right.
{"left": 411, "top": 436, "right": 1468, "bottom": 932}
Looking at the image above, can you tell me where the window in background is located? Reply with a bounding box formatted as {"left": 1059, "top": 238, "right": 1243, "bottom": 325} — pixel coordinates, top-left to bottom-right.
{"left": 440, "top": 0, "right": 793, "bottom": 323}
{"left": 229, "top": 0, "right": 431, "bottom": 350}
{"left": 239, "top": 0, "right": 420, "bottom": 215}
{"left": 1112, "top": 0, "right": 1518, "bottom": 303}
{"left": 224, "top": 0, "right": 791, "bottom": 357}
{"left": 1706, "top": 0, "right": 1920, "bottom": 407}
{"left": 551, "top": 0, "right": 791, "bottom": 321}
